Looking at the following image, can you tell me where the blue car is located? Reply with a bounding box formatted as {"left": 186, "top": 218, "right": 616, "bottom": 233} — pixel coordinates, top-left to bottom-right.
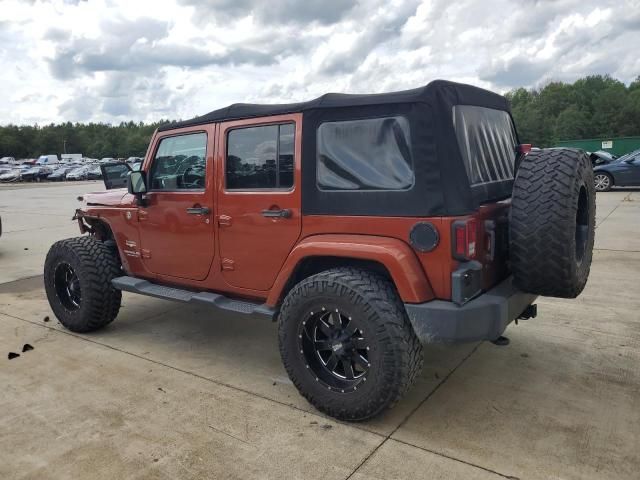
{"left": 593, "top": 148, "right": 640, "bottom": 192}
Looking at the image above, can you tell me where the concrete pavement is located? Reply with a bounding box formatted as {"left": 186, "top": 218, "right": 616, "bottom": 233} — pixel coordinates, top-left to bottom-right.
{"left": 1, "top": 183, "right": 639, "bottom": 479}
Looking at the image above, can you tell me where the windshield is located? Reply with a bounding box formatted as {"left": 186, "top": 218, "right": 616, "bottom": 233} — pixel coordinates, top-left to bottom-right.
{"left": 616, "top": 148, "right": 640, "bottom": 162}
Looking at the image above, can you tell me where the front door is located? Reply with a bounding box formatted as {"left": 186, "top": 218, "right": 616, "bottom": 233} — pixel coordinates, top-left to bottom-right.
{"left": 216, "top": 115, "right": 302, "bottom": 291}
{"left": 625, "top": 155, "right": 640, "bottom": 185}
{"left": 137, "top": 128, "right": 215, "bottom": 280}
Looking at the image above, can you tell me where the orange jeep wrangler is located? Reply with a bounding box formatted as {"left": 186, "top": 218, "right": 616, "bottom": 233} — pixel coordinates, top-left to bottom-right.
{"left": 44, "top": 80, "right": 595, "bottom": 421}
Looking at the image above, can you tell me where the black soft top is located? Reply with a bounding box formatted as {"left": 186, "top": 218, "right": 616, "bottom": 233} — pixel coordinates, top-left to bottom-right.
{"left": 158, "top": 80, "right": 509, "bottom": 131}
{"left": 160, "top": 80, "right": 517, "bottom": 217}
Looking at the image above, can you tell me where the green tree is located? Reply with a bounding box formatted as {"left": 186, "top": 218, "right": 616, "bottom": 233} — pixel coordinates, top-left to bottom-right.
{"left": 507, "top": 75, "right": 640, "bottom": 146}
{"left": 554, "top": 105, "right": 590, "bottom": 141}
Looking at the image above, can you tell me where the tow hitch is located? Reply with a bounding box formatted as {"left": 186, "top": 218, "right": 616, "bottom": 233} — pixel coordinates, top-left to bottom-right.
{"left": 518, "top": 304, "right": 538, "bottom": 320}
{"left": 493, "top": 304, "right": 538, "bottom": 346}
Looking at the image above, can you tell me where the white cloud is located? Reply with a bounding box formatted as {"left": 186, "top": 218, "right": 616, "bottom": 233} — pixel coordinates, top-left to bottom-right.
{"left": 0, "top": 0, "right": 638, "bottom": 125}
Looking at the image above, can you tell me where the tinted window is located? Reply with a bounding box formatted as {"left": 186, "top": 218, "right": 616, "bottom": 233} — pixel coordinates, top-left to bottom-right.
{"left": 453, "top": 105, "right": 517, "bottom": 185}
{"left": 317, "top": 116, "right": 413, "bottom": 191}
{"left": 149, "top": 133, "right": 207, "bottom": 190}
{"left": 226, "top": 124, "right": 295, "bottom": 189}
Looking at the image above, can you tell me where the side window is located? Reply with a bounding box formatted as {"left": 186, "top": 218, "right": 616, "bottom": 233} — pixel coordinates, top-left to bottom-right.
{"left": 452, "top": 105, "right": 517, "bottom": 185}
{"left": 317, "top": 116, "right": 414, "bottom": 191}
{"left": 226, "top": 123, "right": 295, "bottom": 190}
{"left": 149, "top": 132, "right": 207, "bottom": 190}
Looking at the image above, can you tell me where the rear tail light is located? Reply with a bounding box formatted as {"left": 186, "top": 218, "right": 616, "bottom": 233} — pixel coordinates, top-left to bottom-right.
{"left": 516, "top": 144, "right": 532, "bottom": 155}
{"left": 452, "top": 219, "right": 478, "bottom": 261}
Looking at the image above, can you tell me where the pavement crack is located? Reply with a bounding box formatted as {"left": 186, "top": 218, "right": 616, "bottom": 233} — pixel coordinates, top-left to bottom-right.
{"left": 0, "top": 310, "right": 384, "bottom": 440}
{"left": 390, "top": 438, "right": 520, "bottom": 479}
{"left": 0, "top": 307, "right": 524, "bottom": 480}
{"left": 0, "top": 274, "right": 45, "bottom": 289}
{"left": 345, "top": 342, "right": 492, "bottom": 480}
{"left": 208, "top": 424, "right": 253, "bottom": 446}
{"left": 596, "top": 194, "right": 629, "bottom": 228}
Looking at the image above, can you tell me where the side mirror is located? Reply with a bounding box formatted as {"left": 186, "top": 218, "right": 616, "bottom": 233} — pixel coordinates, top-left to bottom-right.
{"left": 128, "top": 170, "right": 147, "bottom": 194}
{"left": 127, "top": 171, "right": 148, "bottom": 206}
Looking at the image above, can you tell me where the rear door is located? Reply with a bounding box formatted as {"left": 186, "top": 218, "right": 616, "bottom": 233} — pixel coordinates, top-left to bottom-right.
{"left": 216, "top": 114, "right": 302, "bottom": 291}
{"left": 136, "top": 127, "right": 215, "bottom": 280}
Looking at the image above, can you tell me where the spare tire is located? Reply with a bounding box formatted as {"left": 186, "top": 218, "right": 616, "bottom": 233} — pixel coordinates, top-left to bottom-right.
{"left": 510, "top": 148, "right": 595, "bottom": 298}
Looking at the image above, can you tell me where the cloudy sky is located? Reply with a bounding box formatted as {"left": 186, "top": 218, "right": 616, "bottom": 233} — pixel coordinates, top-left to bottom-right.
{"left": 0, "top": 0, "right": 639, "bottom": 125}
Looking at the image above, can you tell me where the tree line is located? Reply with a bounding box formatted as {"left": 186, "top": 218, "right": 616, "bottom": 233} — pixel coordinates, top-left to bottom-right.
{"left": 507, "top": 75, "right": 640, "bottom": 147}
{"left": 0, "top": 121, "right": 170, "bottom": 159}
{"left": 1, "top": 75, "right": 639, "bottom": 159}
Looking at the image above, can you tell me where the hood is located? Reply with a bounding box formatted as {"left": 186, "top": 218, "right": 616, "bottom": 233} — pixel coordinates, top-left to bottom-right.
{"left": 83, "top": 188, "right": 131, "bottom": 207}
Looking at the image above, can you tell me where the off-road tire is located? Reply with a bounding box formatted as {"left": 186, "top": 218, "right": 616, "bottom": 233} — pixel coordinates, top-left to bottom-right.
{"left": 510, "top": 148, "right": 595, "bottom": 298}
{"left": 278, "top": 267, "right": 423, "bottom": 421}
{"left": 44, "top": 236, "right": 122, "bottom": 332}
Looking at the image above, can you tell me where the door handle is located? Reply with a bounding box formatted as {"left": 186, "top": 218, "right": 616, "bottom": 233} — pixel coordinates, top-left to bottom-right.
{"left": 261, "top": 208, "right": 292, "bottom": 218}
{"left": 186, "top": 206, "right": 211, "bottom": 215}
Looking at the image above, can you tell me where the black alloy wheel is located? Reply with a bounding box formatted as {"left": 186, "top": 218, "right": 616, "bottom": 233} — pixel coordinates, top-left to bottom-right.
{"left": 54, "top": 262, "right": 82, "bottom": 310}
{"left": 278, "top": 267, "right": 423, "bottom": 421}
{"left": 299, "top": 307, "right": 370, "bottom": 393}
{"left": 44, "top": 236, "right": 122, "bottom": 332}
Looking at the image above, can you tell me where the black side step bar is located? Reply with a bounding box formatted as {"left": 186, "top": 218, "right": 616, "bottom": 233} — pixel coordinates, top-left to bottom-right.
{"left": 112, "top": 276, "right": 276, "bottom": 319}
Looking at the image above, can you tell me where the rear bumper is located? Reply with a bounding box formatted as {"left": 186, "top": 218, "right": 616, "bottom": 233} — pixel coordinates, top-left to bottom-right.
{"left": 404, "top": 276, "right": 537, "bottom": 344}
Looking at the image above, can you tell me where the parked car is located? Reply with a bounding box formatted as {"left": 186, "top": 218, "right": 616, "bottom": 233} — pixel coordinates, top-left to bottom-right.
{"left": 43, "top": 80, "right": 595, "bottom": 422}
{"left": 0, "top": 166, "right": 28, "bottom": 182}
{"left": 593, "top": 148, "right": 640, "bottom": 191}
{"left": 60, "top": 154, "right": 83, "bottom": 162}
{"left": 87, "top": 164, "right": 103, "bottom": 180}
{"left": 66, "top": 165, "right": 91, "bottom": 180}
{"left": 48, "top": 165, "right": 77, "bottom": 181}
{"left": 0, "top": 156, "right": 16, "bottom": 164}
{"left": 589, "top": 150, "right": 616, "bottom": 166}
{"left": 99, "top": 157, "right": 116, "bottom": 164}
{"left": 36, "top": 154, "right": 60, "bottom": 165}
{"left": 20, "top": 165, "right": 53, "bottom": 182}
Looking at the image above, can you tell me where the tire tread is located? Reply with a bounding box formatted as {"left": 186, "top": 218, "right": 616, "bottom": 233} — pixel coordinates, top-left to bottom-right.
{"left": 510, "top": 148, "right": 595, "bottom": 298}
{"left": 44, "top": 236, "right": 122, "bottom": 332}
{"left": 278, "top": 267, "right": 423, "bottom": 421}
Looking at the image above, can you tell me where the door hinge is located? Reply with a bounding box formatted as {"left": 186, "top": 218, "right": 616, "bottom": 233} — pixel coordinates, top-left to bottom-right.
{"left": 221, "top": 258, "right": 235, "bottom": 271}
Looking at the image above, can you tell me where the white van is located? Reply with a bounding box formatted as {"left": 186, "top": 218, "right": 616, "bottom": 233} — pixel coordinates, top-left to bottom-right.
{"left": 36, "top": 154, "right": 60, "bottom": 165}
{"left": 61, "top": 154, "right": 83, "bottom": 162}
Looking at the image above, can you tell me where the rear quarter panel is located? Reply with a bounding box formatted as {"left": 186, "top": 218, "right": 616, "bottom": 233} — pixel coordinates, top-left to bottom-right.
{"left": 267, "top": 233, "right": 435, "bottom": 306}
{"left": 299, "top": 216, "right": 456, "bottom": 300}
